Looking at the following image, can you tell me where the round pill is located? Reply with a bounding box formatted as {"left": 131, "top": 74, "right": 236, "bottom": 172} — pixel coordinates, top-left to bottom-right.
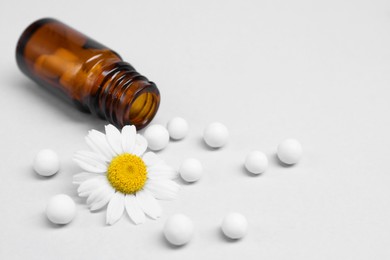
{"left": 164, "top": 214, "right": 194, "bottom": 246}
{"left": 167, "top": 117, "right": 189, "bottom": 140}
{"left": 33, "top": 149, "right": 60, "bottom": 176}
{"left": 203, "top": 122, "right": 229, "bottom": 148}
{"left": 46, "top": 194, "right": 76, "bottom": 225}
{"left": 245, "top": 151, "right": 268, "bottom": 174}
{"left": 144, "top": 124, "right": 170, "bottom": 151}
{"left": 179, "top": 158, "right": 203, "bottom": 182}
{"left": 221, "top": 212, "right": 248, "bottom": 239}
{"left": 277, "top": 138, "right": 302, "bottom": 165}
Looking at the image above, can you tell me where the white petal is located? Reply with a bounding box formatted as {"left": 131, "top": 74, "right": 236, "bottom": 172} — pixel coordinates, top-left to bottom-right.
{"left": 90, "top": 188, "right": 115, "bottom": 211}
{"left": 73, "top": 151, "right": 108, "bottom": 173}
{"left": 132, "top": 134, "right": 147, "bottom": 156}
{"left": 135, "top": 190, "right": 161, "bottom": 219}
{"left": 147, "top": 165, "right": 178, "bottom": 180}
{"left": 73, "top": 172, "right": 99, "bottom": 185}
{"left": 77, "top": 177, "right": 105, "bottom": 196}
{"left": 87, "top": 187, "right": 107, "bottom": 205}
{"left": 144, "top": 180, "right": 180, "bottom": 200}
{"left": 74, "top": 150, "right": 107, "bottom": 166}
{"left": 148, "top": 163, "right": 175, "bottom": 172}
{"left": 125, "top": 194, "right": 146, "bottom": 225}
{"left": 105, "top": 124, "right": 123, "bottom": 155}
{"left": 86, "top": 130, "right": 116, "bottom": 161}
{"left": 142, "top": 152, "right": 164, "bottom": 167}
{"left": 121, "top": 125, "right": 137, "bottom": 153}
{"left": 106, "top": 192, "right": 125, "bottom": 225}
{"left": 73, "top": 158, "right": 107, "bottom": 173}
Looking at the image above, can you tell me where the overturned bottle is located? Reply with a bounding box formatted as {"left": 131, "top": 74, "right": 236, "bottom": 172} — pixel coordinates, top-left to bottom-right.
{"left": 16, "top": 18, "right": 160, "bottom": 129}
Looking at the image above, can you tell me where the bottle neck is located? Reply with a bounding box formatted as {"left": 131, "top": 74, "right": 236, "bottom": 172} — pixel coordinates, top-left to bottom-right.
{"left": 88, "top": 62, "right": 160, "bottom": 129}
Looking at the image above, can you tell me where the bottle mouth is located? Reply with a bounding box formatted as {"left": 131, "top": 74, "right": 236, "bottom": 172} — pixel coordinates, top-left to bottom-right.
{"left": 124, "top": 85, "right": 160, "bottom": 130}
{"left": 95, "top": 62, "right": 160, "bottom": 130}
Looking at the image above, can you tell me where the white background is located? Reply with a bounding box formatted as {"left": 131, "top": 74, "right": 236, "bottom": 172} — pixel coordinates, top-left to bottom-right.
{"left": 1, "top": 0, "right": 390, "bottom": 259}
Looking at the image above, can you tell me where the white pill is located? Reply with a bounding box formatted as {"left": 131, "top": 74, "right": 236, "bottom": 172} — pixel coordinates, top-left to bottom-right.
{"left": 203, "top": 122, "right": 229, "bottom": 148}
{"left": 33, "top": 149, "right": 60, "bottom": 176}
{"left": 179, "top": 158, "right": 203, "bottom": 182}
{"left": 245, "top": 151, "right": 268, "bottom": 174}
{"left": 164, "top": 214, "right": 194, "bottom": 246}
{"left": 46, "top": 194, "right": 76, "bottom": 225}
{"left": 144, "top": 124, "right": 170, "bottom": 151}
{"left": 221, "top": 212, "right": 248, "bottom": 239}
{"left": 277, "top": 138, "right": 302, "bottom": 165}
{"left": 167, "top": 117, "right": 189, "bottom": 140}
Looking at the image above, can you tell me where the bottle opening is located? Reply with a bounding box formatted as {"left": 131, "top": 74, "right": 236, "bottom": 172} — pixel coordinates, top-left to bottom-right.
{"left": 127, "top": 91, "right": 160, "bottom": 130}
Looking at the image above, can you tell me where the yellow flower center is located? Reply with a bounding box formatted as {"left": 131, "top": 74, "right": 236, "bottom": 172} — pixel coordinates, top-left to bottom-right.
{"left": 107, "top": 153, "right": 147, "bottom": 194}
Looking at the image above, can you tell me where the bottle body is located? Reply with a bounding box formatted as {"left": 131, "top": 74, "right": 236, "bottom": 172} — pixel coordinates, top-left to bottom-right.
{"left": 16, "top": 18, "right": 160, "bottom": 129}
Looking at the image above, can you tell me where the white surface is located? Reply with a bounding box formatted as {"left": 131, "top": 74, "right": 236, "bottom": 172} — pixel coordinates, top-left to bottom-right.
{"left": 1, "top": 0, "right": 390, "bottom": 259}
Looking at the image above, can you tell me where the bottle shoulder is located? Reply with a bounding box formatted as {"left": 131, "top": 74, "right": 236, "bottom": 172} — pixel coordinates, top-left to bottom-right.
{"left": 82, "top": 49, "right": 123, "bottom": 75}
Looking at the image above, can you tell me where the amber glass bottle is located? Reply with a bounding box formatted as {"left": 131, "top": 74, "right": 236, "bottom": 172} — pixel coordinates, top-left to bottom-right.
{"left": 16, "top": 18, "right": 160, "bottom": 129}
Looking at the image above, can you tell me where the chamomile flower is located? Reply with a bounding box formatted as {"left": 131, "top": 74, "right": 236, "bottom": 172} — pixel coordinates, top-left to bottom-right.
{"left": 73, "top": 124, "right": 179, "bottom": 225}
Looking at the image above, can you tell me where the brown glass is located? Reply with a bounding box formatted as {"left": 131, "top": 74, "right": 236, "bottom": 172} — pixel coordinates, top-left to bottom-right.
{"left": 16, "top": 18, "right": 160, "bottom": 129}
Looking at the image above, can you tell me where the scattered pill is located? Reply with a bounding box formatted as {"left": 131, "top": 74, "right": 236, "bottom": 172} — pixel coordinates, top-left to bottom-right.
{"left": 33, "top": 149, "right": 60, "bottom": 176}
{"left": 277, "top": 138, "right": 302, "bottom": 165}
{"left": 144, "top": 124, "right": 170, "bottom": 151}
{"left": 203, "top": 122, "right": 229, "bottom": 148}
{"left": 221, "top": 212, "right": 248, "bottom": 240}
{"left": 164, "top": 214, "right": 194, "bottom": 246}
{"left": 179, "top": 158, "right": 203, "bottom": 182}
{"left": 167, "top": 117, "right": 189, "bottom": 140}
{"left": 244, "top": 151, "right": 268, "bottom": 174}
{"left": 46, "top": 194, "right": 76, "bottom": 225}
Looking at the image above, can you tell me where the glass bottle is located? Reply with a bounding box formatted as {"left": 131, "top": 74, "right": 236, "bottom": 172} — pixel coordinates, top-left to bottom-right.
{"left": 16, "top": 18, "right": 160, "bottom": 129}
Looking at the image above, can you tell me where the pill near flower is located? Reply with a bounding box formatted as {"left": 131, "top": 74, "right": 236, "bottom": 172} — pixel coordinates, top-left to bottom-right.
{"left": 33, "top": 149, "right": 60, "bottom": 176}
{"left": 167, "top": 117, "right": 189, "bottom": 140}
{"left": 46, "top": 194, "right": 76, "bottom": 225}
{"left": 144, "top": 124, "right": 170, "bottom": 151}
{"left": 164, "top": 214, "right": 194, "bottom": 246}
